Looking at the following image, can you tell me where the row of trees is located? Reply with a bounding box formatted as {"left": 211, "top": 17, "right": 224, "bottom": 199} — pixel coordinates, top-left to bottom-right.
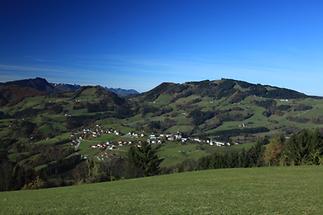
{"left": 163, "top": 141, "right": 265, "bottom": 173}
{"left": 265, "top": 129, "right": 323, "bottom": 166}
{"left": 166, "top": 129, "right": 323, "bottom": 173}
{"left": 111, "top": 128, "right": 323, "bottom": 178}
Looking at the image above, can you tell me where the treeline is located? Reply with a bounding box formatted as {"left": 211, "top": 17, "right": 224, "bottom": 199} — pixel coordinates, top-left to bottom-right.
{"left": 161, "top": 141, "right": 265, "bottom": 173}
{"left": 164, "top": 129, "right": 323, "bottom": 173}
{"left": 96, "top": 128, "right": 323, "bottom": 178}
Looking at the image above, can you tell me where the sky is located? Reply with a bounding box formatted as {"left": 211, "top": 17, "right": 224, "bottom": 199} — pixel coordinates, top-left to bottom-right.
{"left": 0, "top": 0, "right": 323, "bottom": 95}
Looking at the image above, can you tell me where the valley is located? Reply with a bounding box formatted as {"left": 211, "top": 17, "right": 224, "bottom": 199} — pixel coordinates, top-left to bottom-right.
{"left": 1, "top": 77, "right": 323, "bottom": 191}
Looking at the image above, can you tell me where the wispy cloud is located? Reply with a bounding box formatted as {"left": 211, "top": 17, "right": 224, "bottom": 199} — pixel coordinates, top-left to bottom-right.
{"left": 0, "top": 64, "right": 67, "bottom": 73}
{"left": 1, "top": 52, "right": 323, "bottom": 95}
{"left": 23, "top": 56, "right": 56, "bottom": 63}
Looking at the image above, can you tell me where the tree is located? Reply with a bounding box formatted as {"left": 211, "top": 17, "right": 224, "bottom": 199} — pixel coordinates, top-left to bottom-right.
{"left": 263, "top": 135, "right": 285, "bottom": 166}
{"left": 127, "top": 142, "right": 163, "bottom": 178}
{"left": 126, "top": 145, "right": 143, "bottom": 178}
{"left": 246, "top": 140, "right": 265, "bottom": 167}
{"left": 284, "top": 129, "right": 323, "bottom": 165}
{"left": 238, "top": 148, "right": 248, "bottom": 167}
{"left": 0, "top": 148, "right": 13, "bottom": 191}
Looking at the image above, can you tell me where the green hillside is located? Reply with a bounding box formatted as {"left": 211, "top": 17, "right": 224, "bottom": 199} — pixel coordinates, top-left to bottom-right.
{"left": 1, "top": 166, "right": 322, "bottom": 215}
{"left": 1, "top": 78, "right": 323, "bottom": 191}
{"left": 129, "top": 79, "right": 323, "bottom": 141}
{"left": 1, "top": 78, "right": 323, "bottom": 147}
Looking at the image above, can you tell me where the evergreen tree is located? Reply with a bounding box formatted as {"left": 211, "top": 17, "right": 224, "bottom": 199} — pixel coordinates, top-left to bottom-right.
{"left": 284, "top": 129, "right": 323, "bottom": 165}
{"left": 246, "top": 140, "right": 265, "bottom": 167}
{"left": 238, "top": 148, "right": 248, "bottom": 167}
{"left": 0, "top": 148, "right": 13, "bottom": 191}
{"left": 127, "top": 142, "right": 163, "bottom": 177}
{"left": 126, "top": 145, "right": 143, "bottom": 178}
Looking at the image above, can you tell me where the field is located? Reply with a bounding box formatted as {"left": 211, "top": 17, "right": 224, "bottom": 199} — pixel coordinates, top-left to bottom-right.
{"left": 1, "top": 166, "right": 322, "bottom": 215}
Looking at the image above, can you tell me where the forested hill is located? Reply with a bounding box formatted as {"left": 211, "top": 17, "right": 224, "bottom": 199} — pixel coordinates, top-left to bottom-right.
{"left": 130, "top": 78, "right": 323, "bottom": 140}
{"left": 0, "top": 78, "right": 138, "bottom": 106}
{"left": 137, "top": 78, "right": 311, "bottom": 102}
{"left": 1, "top": 77, "right": 323, "bottom": 140}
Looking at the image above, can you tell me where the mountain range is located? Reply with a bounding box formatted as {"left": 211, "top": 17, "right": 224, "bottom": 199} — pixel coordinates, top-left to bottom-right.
{"left": 0, "top": 77, "right": 139, "bottom": 106}
{"left": 1, "top": 77, "right": 322, "bottom": 142}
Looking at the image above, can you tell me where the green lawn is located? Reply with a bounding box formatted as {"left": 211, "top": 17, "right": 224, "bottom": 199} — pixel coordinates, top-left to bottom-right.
{"left": 1, "top": 166, "right": 322, "bottom": 215}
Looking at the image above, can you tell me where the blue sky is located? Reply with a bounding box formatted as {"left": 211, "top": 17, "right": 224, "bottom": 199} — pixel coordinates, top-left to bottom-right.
{"left": 0, "top": 0, "right": 323, "bottom": 95}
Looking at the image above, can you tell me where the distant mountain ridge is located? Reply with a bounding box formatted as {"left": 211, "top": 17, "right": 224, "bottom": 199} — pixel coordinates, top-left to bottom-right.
{"left": 52, "top": 83, "right": 81, "bottom": 93}
{"left": 106, "top": 88, "right": 139, "bottom": 97}
{"left": 51, "top": 82, "right": 139, "bottom": 96}
{"left": 127, "top": 78, "right": 323, "bottom": 140}
{"left": 138, "top": 78, "right": 315, "bottom": 105}
{"left": 0, "top": 78, "right": 52, "bottom": 106}
{"left": 0, "top": 76, "right": 320, "bottom": 107}
{"left": 0, "top": 77, "right": 54, "bottom": 93}
{"left": 1, "top": 77, "right": 316, "bottom": 99}
{"left": 0, "top": 77, "right": 139, "bottom": 105}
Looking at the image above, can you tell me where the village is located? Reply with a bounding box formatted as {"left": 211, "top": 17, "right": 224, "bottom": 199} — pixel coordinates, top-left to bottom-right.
{"left": 70, "top": 124, "right": 240, "bottom": 160}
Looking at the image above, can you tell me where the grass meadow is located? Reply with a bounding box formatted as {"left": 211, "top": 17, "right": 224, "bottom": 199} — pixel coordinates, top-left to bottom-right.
{"left": 1, "top": 166, "right": 322, "bottom": 215}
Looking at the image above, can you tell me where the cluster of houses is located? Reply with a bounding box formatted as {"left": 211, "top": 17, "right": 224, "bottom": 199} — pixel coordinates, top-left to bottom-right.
{"left": 70, "top": 125, "right": 147, "bottom": 151}
{"left": 70, "top": 125, "right": 122, "bottom": 149}
{"left": 71, "top": 124, "right": 120, "bottom": 139}
{"left": 69, "top": 125, "right": 239, "bottom": 161}
{"left": 125, "top": 132, "right": 145, "bottom": 138}
{"left": 146, "top": 132, "right": 236, "bottom": 146}
{"left": 91, "top": 142, "right": 116, "bottom": 150}
{"left": 147, "top": 133, "right": 184, "bottom": 144}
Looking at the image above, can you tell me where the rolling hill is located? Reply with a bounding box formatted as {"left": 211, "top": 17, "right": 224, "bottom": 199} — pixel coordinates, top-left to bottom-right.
{"left": 1, "top": 77, "right": 323, "bottom": 161}
{"left": 126, "top": 78, "right": 323, "bottom": 141}
{"left": 0, "top": 78, "right": 138, "bottom": 106}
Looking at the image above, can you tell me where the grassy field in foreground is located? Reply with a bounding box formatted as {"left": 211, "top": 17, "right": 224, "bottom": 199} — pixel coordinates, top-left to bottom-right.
{"left": 1, "top": 166, "right": 323, "bottom": 215}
